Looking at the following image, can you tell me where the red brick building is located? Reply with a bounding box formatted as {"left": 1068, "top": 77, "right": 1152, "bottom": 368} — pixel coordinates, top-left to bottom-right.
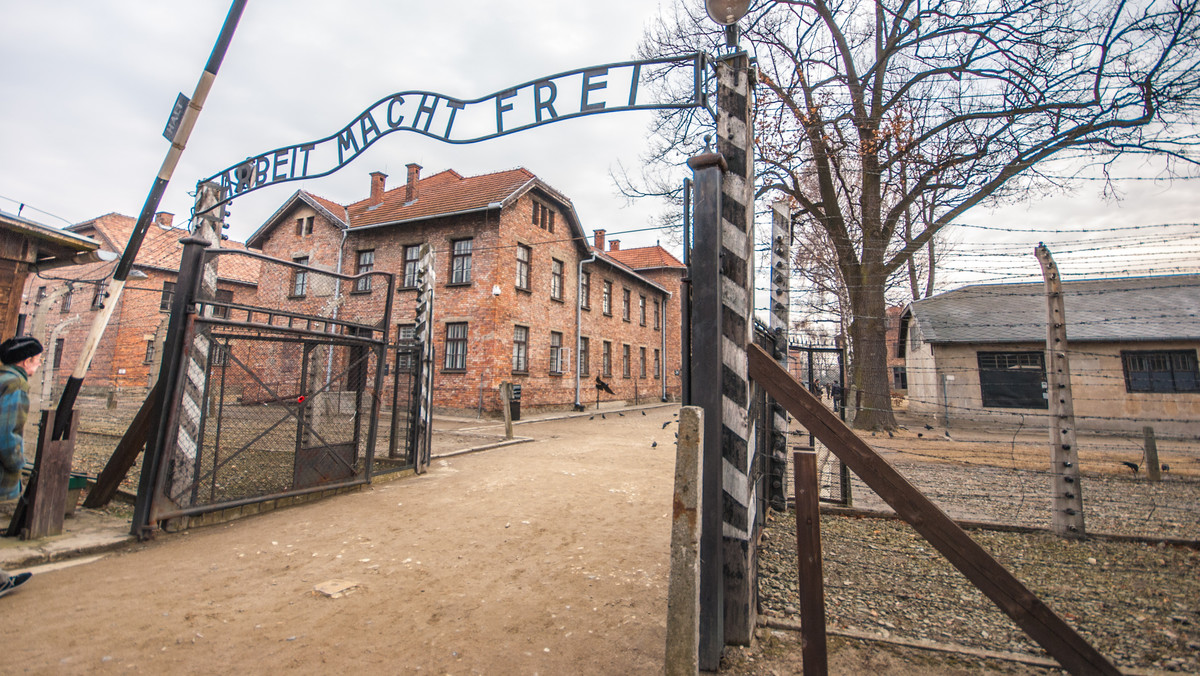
{"left": 246, "top": 165, "right": 685, "bottom": 416}
{"left": 21, "top": 212, "right": 259, "bottom": 405}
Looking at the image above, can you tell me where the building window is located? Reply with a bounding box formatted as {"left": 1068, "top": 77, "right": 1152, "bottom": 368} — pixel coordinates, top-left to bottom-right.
{"left": 159, "top": 282, "right": 174, "bottom": 312}
{"left": 91, "top": 281, "right": 108, "bottom": 310}
{"left": 444, "top": 322, "right": 468, "bottom": 371}
{"left": 403, "top": 245, "right": 421, "bottom": 289}
{"left": 60, "top": 287, "right": 73, "bottom": 313}
{"left": 54, "top": 338, "right": 65, "bottom": 369}
{"left": 211, "top": 289, "right": 234, "bottom": 319}
{"left": 892, "top": 366, "right": 908, "bottom": 390}
{"left": 396, "top": 324, "right": 416, "bottom": 370}
{"left": 551, "top": 259, "right": 564, "bottom": 301}
{"left": 549, "top": 331, "right": 564, "bottom": 374}
{"left": 450, "top": 239, "right": 472, "bottom": 284}
{"left": 295, "top": 215, "right": 314, "bottom": 236}
{"left": 602, "top": 281, "right": 612, "bottom": 316}
{"left": 639, "top": 295, "right": 647, "bottom": 326}
{"left": 35, "top": 286, "right": 47, "bottom": 303}
{"left": 622, "top": 344, "right": 631, "bottom": 378}
{"left": 622, "top": 288, "right": 631, "bottom": 322}
{"left": 516, "top": 244, "right": 531, "bottom": 291}
{"left": 291, "top": 257, "right": 309, "bottom": 297}
{"left": 512, "top": 325, "right": 529, "bottom": 373}
{"left": 579, "top": 337, "right": 590, "bottom": 376}
{"left": 653, "top": 349, "right": 661, "bottom": 379}
{"left": 639, "top": 347, "right": 647, "bottom": 378}
{"left": 211, "top": 343, "right": 229, "bottom": 367}
{"left": 653, "top": 299, "right": 660, "bottom": 330}
{"left": 977, "top": 351, "right": 1047, "bottom": 409}
{"left": 1122, "top": 350, "right": 1199, "bottom": 393}
{"left": 144, "top": 340, "right": 155, "bottom": 365}
{"left": 580, "top": 271, "right": 591, "bottom": 310}
{"left": 354, "top": 249, "right": 374, "bottom": 292}
{"left": 602, "top": 341, "right": 612, "bottom": 377}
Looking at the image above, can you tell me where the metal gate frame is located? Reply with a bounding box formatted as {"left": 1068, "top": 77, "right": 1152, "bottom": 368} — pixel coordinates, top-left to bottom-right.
{"left": 132, "top": 241, "right": 398, "bottom": 535}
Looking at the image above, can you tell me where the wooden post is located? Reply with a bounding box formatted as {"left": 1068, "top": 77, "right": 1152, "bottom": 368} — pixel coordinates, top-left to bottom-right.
{"left": 794, "top": 449, "right": 828, "bottom": 675}
{"left": 665, "top": 406, "right": 704, "bottom": 676}
{"left": 499, "top": 382, "right": 513, "bottom": 440}
{"left": 6, "top": 410, "right": 77, "bottom": 539}
{"left": 1036, "top": 245, "right": 1085, "bottom": 537}
{"left": 1143, "top": 426, "right": 1161, "bottom": 482}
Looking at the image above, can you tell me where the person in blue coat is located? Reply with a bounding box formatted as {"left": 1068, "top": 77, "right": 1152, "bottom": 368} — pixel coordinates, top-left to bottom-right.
{"left": 0, "top": 335, "right": 42, "bottom": 598}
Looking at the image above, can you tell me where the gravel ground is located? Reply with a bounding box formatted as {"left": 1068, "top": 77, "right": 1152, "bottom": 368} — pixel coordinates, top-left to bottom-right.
{"left": 757, "top": 511, "right": 1200, "bottom": 673}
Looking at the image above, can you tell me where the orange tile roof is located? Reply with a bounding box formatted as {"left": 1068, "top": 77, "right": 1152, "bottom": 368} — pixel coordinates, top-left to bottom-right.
{"left": 71, "top": 213, "right": 259, "bottom": 284}
{"left": 605, "top": 245, "right": 685, "bottom": 270}
{"left": 346, "top": 168, "right": 537, "bottom": 228}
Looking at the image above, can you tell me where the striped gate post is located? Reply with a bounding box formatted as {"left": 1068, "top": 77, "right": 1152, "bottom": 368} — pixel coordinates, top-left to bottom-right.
{"left": 169, "top": 182, "right": 224, "bottom": 504}
{"left": 715, "top": 51, "right": 758, "bottom": 647}
{"left": 412, "top": 243, "right": 436, "bottom": 473}
{"left": 767, "top": 201, "right": 791, "bottom": 510}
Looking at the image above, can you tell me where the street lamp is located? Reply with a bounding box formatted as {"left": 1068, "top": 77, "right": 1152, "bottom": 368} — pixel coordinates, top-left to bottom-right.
{"left": 704, "top": 0, "right": 751, "bottom": 48}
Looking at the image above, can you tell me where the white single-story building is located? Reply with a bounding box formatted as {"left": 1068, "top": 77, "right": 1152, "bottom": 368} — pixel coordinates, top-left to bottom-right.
{"left": 899, "top": 274, "right": 1200, "bottom": 436}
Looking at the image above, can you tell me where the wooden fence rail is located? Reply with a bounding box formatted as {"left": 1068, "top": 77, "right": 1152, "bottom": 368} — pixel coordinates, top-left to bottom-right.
{"left": 747, "top": 344, "right": 1118, "bottom": 676}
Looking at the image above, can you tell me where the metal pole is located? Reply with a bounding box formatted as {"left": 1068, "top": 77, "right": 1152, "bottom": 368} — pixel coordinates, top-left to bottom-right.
{"left": 52, "top": 0, "right": 248, "bottom": 440}
{"left": 681, "top": 177, "right": 693, "bottom": 406}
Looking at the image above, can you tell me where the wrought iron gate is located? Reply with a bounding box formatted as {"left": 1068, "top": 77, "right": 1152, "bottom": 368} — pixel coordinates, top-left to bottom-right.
{"left": 134, "top": 243, "right": 420, "bottom": 533}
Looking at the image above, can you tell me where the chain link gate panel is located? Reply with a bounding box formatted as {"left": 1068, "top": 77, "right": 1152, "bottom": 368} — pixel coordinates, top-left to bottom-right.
{"left": 138, "top": 246, "right": 408, "bottom": 529}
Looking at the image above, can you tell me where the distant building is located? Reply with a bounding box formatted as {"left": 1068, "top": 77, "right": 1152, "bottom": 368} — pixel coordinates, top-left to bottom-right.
{"left": 900, "top": 275, "right": 1200, "bottom": 434}
{"left": 245, "top": 165, "right": 685, "bottom": 416}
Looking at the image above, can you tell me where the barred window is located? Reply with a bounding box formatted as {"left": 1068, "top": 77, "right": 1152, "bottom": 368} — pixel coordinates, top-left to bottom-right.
{"left": 622, "top": 288, "right": 631, "bottom": 322}
{"left": 639, "top": 295, "right": 646, "bottom": 326}
{"left": 579, "top": 337, "right": 590, "bottom": 376}
{"left": 159, "top": 282, "right": 174, "bottom": 312}
{"left": 580, "top": 271, "right": 591, "bottom": 310}
{"left": 602, "top": 341, "right": 612, "bottom": 377}
{"left": 602, "top": 281, "right": 612, "bottom": 315}
{"left": 1122, "top": 350, "right": 1199, "bottom": 393}
{"left": 977, "top": 351, "right": 1046, "bottom": 409}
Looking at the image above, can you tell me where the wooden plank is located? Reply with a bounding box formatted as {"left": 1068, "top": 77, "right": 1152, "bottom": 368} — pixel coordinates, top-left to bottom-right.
{"left": 83, "top": 380, "right": 162, "bottom": 508}
{"left": 794, "top": 450, "right": 828, "bottom": 675}
{"left": 748, "top": 344, "right": 1119, "bottom": 676}
{"left": 6, "top": 410, "right": 76, "bottom": 539}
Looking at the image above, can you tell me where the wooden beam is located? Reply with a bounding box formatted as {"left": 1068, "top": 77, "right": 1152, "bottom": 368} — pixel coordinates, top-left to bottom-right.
{"left": 82, "top": 380, "right": 162, "bottom": 508}
{"left": 794, "top": 450, "right": 828, "bottom": 675}
{"left": 748, "top": 344, "right": 1118, "bottom": 676}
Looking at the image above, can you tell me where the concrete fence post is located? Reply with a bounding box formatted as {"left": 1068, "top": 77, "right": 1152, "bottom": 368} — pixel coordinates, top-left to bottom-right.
{"left": 666, "top": 406, "right": 703, "bottom": 676}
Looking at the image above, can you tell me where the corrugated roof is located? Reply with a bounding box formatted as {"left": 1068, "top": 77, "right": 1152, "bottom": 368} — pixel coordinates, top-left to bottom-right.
{"left": 348, "top": 168, "right": 536, "bottom": 228}
{"left": 606, "top": 245, "right": 685, "bottom": 270}
{"left": 907, "top": 274, "right": 1200, "bottom": 344}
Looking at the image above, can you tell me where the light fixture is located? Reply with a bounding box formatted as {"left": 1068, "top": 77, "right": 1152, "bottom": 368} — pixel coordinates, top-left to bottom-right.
{"left": 704, "top": 0, "right": 751, "bottom": 26}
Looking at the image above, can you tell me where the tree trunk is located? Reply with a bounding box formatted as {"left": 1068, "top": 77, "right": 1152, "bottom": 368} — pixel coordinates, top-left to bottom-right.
{"left": 848, "top": 274, "right": 897, "bottom": 430}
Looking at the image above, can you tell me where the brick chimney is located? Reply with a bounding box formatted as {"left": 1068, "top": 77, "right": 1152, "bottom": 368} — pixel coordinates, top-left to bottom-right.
{"left": 593, "top": 229, "right": 606, "bottom": 251}
{"left": 609, "top": 239, "right": 620, "bottom": 251}
{"left": 154, "top": 212, "right": 174, "bottom": 228}
{"left": 369, "top": 172, "right": 387, "bottom": 206}
{"left": 405, "top": 163, "right": 422, "bottom": 203}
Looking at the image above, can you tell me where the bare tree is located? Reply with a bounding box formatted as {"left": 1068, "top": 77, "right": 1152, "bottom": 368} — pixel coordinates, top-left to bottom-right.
{"left": 629, "top": 0, "right": 1200, "bottom": 428}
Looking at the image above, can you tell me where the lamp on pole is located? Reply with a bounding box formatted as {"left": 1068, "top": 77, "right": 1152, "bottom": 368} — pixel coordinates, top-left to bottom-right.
{"left": 704, "top": 0, "right": 751, "bottom": 47}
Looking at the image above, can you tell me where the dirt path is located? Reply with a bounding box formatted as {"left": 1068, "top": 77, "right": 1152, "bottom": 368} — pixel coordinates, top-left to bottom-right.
{"left": 8, "top": 408, "right": 681, "bottom": 674}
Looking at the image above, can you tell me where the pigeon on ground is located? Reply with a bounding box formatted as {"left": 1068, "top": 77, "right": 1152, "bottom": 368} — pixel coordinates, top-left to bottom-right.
{"left": 944, "top": 431, "right": 951, "bottom": 439}
{"left": 1162, "top": 463, "right": 1171, "bottom": 472}
{"left": 651, "top": 441, "right": 657, "bottom": 448}
{"left": 618, "top": 412, "right": 624, "bottom": 417}
{"left": 887, "top": 431, "right": 894, "bottom": 438}
{"left": 641, "top": 411, "right": 646, "bottom": 416}
{"left": 917, "top": 433, "right": 923, "bottom": 438}
{"left": 589, "top": 416, "right": 595, "bottom": 420}
{"left": 1121, "top": 461, "right": 1139, "bottom": 473}
{"left": 601, "top": 414, "right": 606, "bottom": 420}
{"left": 924, "top": 424, "right": 934, "bottom": 430}
{"left": 662, "top": 421, "right": 671, "bottom": 429}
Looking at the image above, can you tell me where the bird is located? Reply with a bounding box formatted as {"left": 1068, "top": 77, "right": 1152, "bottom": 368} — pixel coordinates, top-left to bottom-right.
{"left": 618, "top": 412, "right": 624, "bottom": 417}
{"left": 1161, "top": 463, "right": 1170, "bottom": 472}
{"left": 651, "top": 441, "right": 658, "bottom": 448}
{"left": 917, "top": 433, "right": 924, "bottom": 438}
{"left": 887, "top": 431, "right": 894, "bottom": 438}
{"left": 662, "top": 421, "right": 671, "bottom": 429}
{"left": 944, "top": 431, "right": 951, "bottom": 439}
{"left": 601, "top": 414, "right": 606, "bottom": 420}
{"left": 589, "top": 416, "right": 595, "bottom": 421}
{"left": 924, "top": 424, "right": 934, "bottom": 430}
{"left": 641, "top": 411, "right": 646, "bottom": 416}
{"left": 1121, "top": 461, "right": 1140, "bottom": 473}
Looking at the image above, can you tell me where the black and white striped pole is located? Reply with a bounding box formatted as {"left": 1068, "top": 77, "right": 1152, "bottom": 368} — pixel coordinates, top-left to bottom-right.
{"left": 691, "top": 0, "right": 755, "bottom": 669}
{"left": 51, "top": 0, "right": 248, "bottom": 440}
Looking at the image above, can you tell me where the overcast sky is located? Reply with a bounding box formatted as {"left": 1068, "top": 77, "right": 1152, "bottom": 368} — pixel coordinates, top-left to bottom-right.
{"left": 2, "top": 1, "right": 1196, "bottom": 292}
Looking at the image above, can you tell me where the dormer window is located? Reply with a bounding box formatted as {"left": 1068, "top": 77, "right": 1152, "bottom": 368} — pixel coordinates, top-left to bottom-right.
{"left": 295, "top": 216, "right": 314, "bottom": 236}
